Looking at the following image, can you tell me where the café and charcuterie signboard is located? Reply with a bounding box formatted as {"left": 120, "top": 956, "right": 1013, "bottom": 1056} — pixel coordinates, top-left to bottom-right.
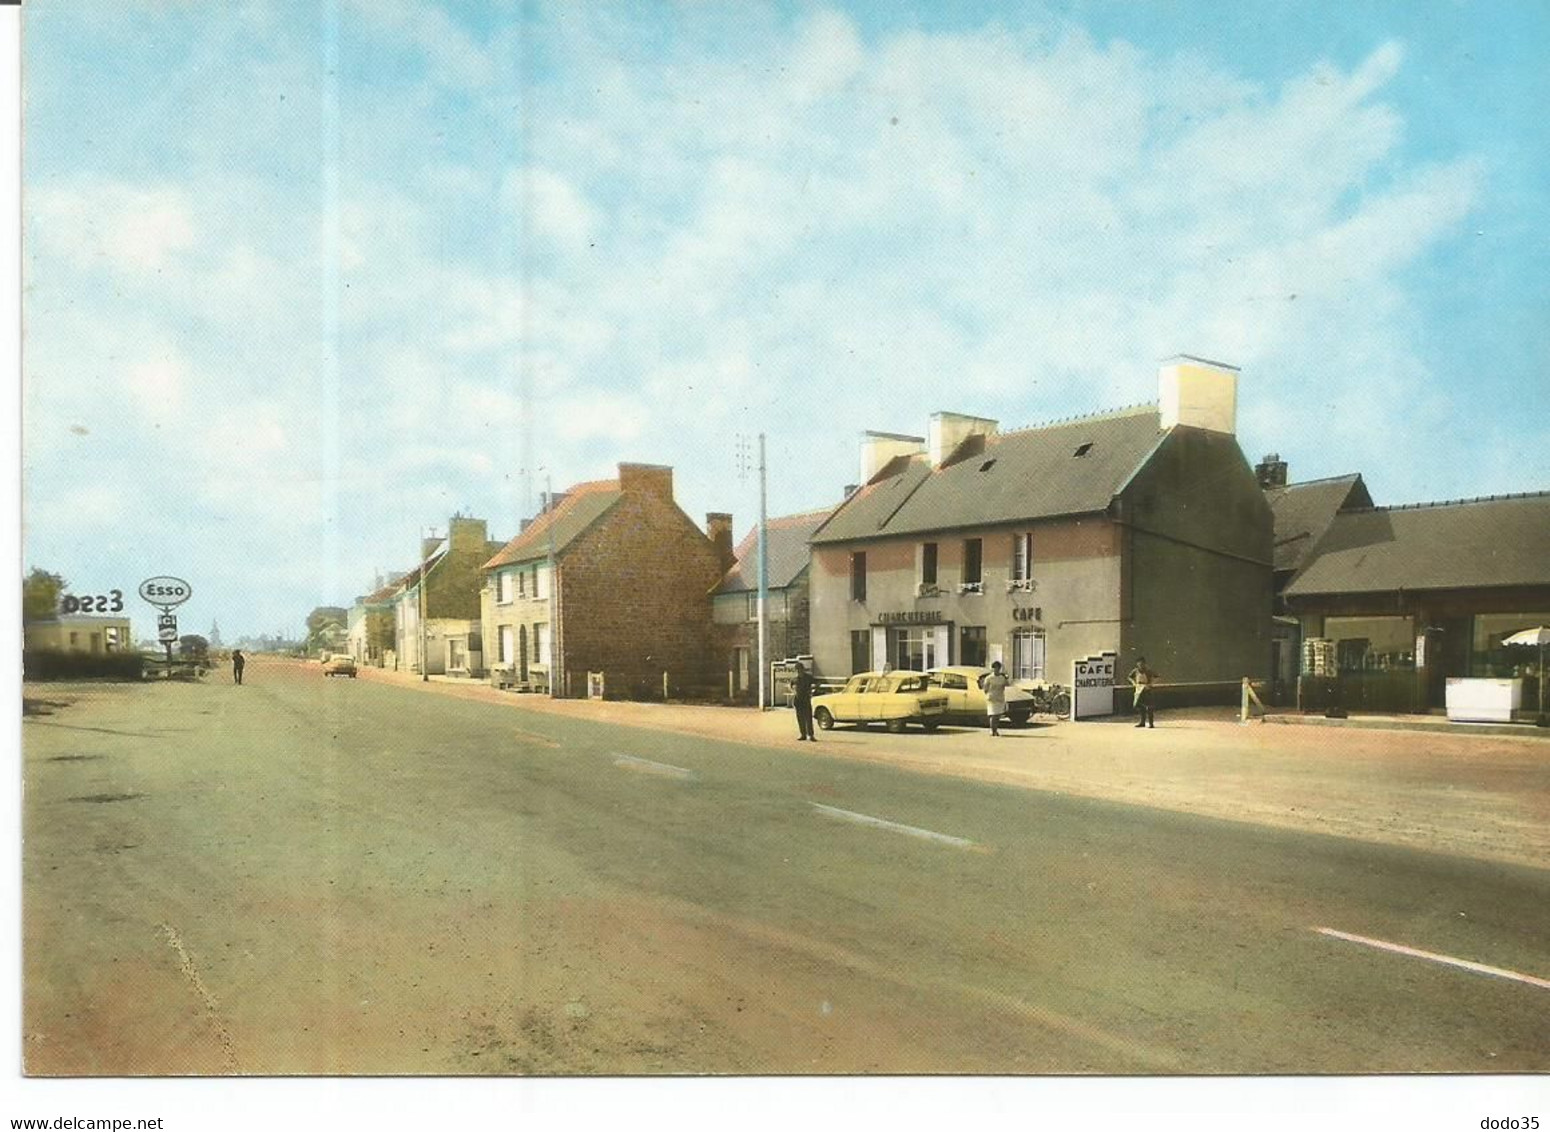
{"left": 1072, "top": 651, "right": 1117, "bottom": 720}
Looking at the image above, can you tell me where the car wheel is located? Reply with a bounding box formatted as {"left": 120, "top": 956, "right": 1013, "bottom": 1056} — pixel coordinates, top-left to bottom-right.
{"left": 922, "top": 720, "right": 940, "bottom": 732}
{"left": 886, "top": 719, "right": 906, "bottom": 734}
{"left": 815, "top": 708, "right": 834, "bottom": 730}
{"left": 1053, "top": 693, "right": 1072, "bottom": 717}
{"left": 1008, "top": 711, "right": 1030, "bottom": 727}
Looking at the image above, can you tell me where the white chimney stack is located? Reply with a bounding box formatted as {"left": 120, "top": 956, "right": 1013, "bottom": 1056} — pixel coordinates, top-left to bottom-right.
{"left": 1159, "top": 355, "right": 1238, "bottom": 435}
{"left": 927, "top": 411, "right": 999, "bottom": 468}
{"left": 859, "top": 430, "right": 926, "bottom": 483}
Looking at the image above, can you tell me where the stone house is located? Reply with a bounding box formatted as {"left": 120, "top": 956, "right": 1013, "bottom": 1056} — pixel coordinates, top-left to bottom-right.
{"left": 710, "top": 506, "right": 836, "bottom": 703}
{"left": 481, "top": 463, "right": 731, "bottom": 699}
{"left": 394, "top": 515, "right": 504, "bottom": 677}
{"left": 807, "top": 356, "right": 1275, "bottom": 710}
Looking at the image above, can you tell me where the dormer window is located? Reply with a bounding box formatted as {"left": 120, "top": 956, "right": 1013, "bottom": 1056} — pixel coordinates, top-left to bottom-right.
{"left": 1073, "top": 442, "right": 1094, "bottom": 457}
{"left": 979, "top": 459, "right": 997, "bottom": 472}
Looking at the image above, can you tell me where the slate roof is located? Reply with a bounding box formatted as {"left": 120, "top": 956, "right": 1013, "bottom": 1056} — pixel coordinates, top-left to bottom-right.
{"left": 360, "top": 573, "right": 408, "bottom": 606}
{"left": 483, "top": 479, "right": 622, "bottom": 569}
{"left": 713, "top": 507, "right": 837, "bottom": 595}
{"left": 1283, "top": 492, "right": 1550, "bottom": 596}
{"left": 1264, "top": 474, "right": 1371, "bottom": 574}
{"left": 809, "top": 406, "right": 1164, "bottom": 544}
{"left": 392, "top": 543, "right": 447, "bottom": 596}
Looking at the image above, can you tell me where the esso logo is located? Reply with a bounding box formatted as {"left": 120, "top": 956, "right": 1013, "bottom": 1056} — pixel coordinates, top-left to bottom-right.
{"left": 138, "top": 576, "right": 193, "bottom": 607}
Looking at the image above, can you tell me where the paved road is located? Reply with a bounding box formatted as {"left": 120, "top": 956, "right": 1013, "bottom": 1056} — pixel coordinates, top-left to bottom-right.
{"left": 23, "top": 661, "right": 1550, "bottom": 1074}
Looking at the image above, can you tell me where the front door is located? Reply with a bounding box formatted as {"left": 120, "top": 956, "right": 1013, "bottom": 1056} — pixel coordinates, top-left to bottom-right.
{"left": 518, "top": 625, "right": 528, "bottom": 680}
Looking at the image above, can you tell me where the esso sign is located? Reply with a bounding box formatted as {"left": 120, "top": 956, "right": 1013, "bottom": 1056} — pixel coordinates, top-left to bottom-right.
{"left": 139, "top": 576, "right": 193, "bottom": 607}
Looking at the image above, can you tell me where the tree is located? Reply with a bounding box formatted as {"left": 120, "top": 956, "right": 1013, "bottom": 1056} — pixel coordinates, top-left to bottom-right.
{"left": 22, "top": 569, "right": 67, "bottom": 623}
{"left": 179, "top": 634, "right": 210, "bottom": 660}
{"left": 305, "top": 606, "right": 349, "bottom": 654}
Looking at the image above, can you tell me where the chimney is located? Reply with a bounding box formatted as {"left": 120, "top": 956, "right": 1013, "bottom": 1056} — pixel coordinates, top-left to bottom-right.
{"left": 1159, "top": 355, "right": 1238, "bottom": 434}
{"left": 446, "top": 516, "right": 488, "bottom": 551}
{"left": 928, "top": 411, "right": 998, "bottom": 468}
{"left": 706, "top": 512, "right": 735, "bottom": 573}
{"left": 843, "top": 484, "right": 859, "bottom": 498}
{"left": 1255, "top": 453, "right": 1288, "bottom": 489}
{"left": 618, "top": 462, "right": 675, "bottom": 502}
{"left": 420, "top": 536, "right": 441, "bottom": 561}
{"left": 859, "top": 431, "right": 925, "bottom": 483}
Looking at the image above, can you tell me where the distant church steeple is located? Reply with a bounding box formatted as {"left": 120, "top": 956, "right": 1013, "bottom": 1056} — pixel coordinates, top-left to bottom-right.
{"left": 209, "top": 620, "right": 223, "bottom": 648}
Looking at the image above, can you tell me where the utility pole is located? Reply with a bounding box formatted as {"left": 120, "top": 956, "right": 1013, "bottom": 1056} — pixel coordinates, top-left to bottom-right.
{"left": 419, "top": 527, "right": 432, "bottom": 682}
{"left": 757, "top": 432, "right": 769, "bottom": 711}
{"left": 546, "top": 473, "right": 558, "bottom": 700}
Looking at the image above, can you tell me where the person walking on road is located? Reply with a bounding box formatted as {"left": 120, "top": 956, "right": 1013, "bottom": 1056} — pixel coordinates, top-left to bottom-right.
{"left": 793, "top": 661, "right": 817, "bottom": 741}
{"left": 1129, "top": 656, "right": 1156, "bottom": 728}
{"left": 979, "top": 661, "right": 1011, "bottom": 736}
{"left": 232, "top": 648, "right": 246, "bottom": 686}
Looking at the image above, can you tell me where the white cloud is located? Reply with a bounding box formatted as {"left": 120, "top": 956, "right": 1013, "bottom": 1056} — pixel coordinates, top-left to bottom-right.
{"left": 29, "top": 179, "right": 195, "bottom": 272}
{"left": 502, "top": 166, "right": 602, "bottom": 251}
{"left": 24, "top": 6, "right": 1516, "bottom": 632}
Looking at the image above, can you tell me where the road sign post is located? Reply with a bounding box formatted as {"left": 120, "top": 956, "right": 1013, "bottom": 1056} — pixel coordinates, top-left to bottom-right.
{"left": 141, "top": 576, "right": 192, "bottom": 679}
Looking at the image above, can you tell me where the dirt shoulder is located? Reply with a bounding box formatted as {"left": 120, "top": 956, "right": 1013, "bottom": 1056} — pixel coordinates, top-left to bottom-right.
{"left": 336, "top": 663, "right": 1550, "bottom": 873}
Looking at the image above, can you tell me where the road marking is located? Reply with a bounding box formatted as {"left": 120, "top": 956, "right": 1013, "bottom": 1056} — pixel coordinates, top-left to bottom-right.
{"left": 511, "top": 728, "right": 561, "bottom": 749}
{"left": 1315, "top": 927, "right": 1550, "bottom": 991}
{"left": 811, "top": 803, "right": 975, "bottom": 849}
{"left": 613, "top": 754, "right": 696, "bottom": 780}
{"left": 159, "top": 922, "right": 240, "bottom": 1072}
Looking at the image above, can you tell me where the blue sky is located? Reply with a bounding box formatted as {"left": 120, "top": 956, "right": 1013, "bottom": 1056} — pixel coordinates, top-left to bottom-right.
{"left": 20, "top": 0, "right": 1549, "bottom": 640}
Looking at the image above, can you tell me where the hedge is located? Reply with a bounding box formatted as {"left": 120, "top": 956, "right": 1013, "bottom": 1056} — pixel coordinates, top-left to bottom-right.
{"left": 23, "top": 649, "right": 147, "bottom": 682}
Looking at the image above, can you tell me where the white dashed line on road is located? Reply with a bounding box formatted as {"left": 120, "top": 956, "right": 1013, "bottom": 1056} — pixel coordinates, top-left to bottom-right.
{"left": 613, "top": 754, "right": 696, "bottom": 780}
{"left": 1315, "top": 927, "right": 1550, "bottom": 991}
{"left": 811, "top": 803, "right": 976, "bottom": 849}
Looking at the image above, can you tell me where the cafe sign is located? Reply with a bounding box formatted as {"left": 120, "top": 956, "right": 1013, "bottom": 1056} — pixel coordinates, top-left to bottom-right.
{"left": 1072, "top": 651, "right": 1117, "bottom": 720}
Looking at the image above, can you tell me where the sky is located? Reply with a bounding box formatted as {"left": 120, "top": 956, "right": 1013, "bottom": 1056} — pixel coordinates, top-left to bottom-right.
{"left": 18, "top": 0, "right": 1550, "bottom": 641}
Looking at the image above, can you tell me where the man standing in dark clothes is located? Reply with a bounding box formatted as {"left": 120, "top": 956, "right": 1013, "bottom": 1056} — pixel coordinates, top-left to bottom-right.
{"left": 1129, "top": 656, "right": 1156, "bottom": 728}
{"left": 232, "top": 648, "right": 246, "bottom": 686}
{"left": 793, "top": 661, "right": 817, "bottom": 741}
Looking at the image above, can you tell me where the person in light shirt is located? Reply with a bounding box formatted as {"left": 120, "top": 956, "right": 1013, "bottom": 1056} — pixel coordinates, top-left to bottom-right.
{"left": 978, "top": 661, "right": 1011, "bottom": 737}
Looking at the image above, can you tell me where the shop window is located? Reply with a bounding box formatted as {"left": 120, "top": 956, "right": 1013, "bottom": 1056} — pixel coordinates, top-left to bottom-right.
{"left": 889, "top": 627, "right": 939, "bottom": 672}
{"left": 1472, "top": 612, "right": 1550, "bottom": 678}
{"left": 1012, "top": 631, "right": 1046, "bottom": 681}
{"left": 959, "top": 626, "right": 987, "bottom": 667}
{"left": 1336, "top": 639, "right": 1370, "bottom": 672}
{"left": 1327, "top": 616, "right": 1414, "bottom": 671}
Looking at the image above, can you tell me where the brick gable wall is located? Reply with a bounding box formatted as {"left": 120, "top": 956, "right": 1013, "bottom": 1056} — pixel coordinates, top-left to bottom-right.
{"left": 555, "top": 491, "right": 724, "bottom": 698}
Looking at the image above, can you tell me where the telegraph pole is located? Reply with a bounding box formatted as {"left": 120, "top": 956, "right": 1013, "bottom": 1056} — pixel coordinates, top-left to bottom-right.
{"left": 419, "top": 528, "right": 431, "bottom": 682}
{"left": 757, "top": 433, "right": 769, "bottom": 711}
{"left": 546, "top": 473, "right": 558, "bottom": 700}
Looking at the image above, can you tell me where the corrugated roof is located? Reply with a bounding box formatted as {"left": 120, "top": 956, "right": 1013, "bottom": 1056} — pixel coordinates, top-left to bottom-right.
{"left": 714, "top": 507, "right": 837, "bottom": 594}
{"left": 1284, "top": 493, "right": 1550, "bottom": 596}
{"left": 1264, "top": 474, "right": 1370, "bottom": 573}
{"left": 810, "top": 406, "right": 1163, "bottom": 544}
{"left": 483, "top": 479, "right": 621, "bottom": 569}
